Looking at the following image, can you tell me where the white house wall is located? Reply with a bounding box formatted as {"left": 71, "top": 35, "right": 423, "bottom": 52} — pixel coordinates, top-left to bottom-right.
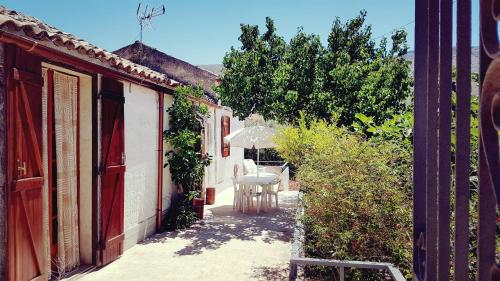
{"left": 204, "top": 107, "right": 217, "bottom": 187}
{"left": 123, "top": 82, "right": 159, "bottom": 250}
{"left": 212, "top": 107, "right": 244, "bottom": 194}
{"left": 161, "top": 101, "right": 245, "bottom": 209}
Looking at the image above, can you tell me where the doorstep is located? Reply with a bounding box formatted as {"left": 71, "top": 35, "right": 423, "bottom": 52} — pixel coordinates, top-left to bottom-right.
{"left": 59, "top": 265, "right": 96, "bottom": 281}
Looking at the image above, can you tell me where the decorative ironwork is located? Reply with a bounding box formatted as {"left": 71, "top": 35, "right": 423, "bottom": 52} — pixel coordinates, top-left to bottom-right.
{"left": 479, "top": 1, "right": 500, "bottom": 280}
{"left": 414, "top": 0, "right": 500, "bottom": 280}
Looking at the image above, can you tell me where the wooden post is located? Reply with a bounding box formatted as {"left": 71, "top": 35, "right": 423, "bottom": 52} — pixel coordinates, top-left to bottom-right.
{"left": 0, "top": 41, "right": 7, "bottom": 281}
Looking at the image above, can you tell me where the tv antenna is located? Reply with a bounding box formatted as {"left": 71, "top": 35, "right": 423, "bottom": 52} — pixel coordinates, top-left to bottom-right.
{"left": 136, "top": 3, "right": 166, "bottom": 43}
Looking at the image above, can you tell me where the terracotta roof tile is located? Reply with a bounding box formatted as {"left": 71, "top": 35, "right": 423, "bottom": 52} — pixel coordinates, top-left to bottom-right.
{"left": 0, "top": 6, "right": 179, "bottom": 88}
{"left": 114, "top": 41, "right": 219, "bottom": 104}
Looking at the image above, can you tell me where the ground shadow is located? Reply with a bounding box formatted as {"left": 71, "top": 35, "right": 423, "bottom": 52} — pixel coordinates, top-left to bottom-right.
{"left": 140, "top": 193, "right": 298, "bottom": 256}
{"left": 251, "top": 264, "right": 291, "bottom": 281}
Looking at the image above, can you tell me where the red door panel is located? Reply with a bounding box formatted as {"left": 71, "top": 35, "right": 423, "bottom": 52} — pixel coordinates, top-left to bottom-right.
{"left": 99, "top": 78, "right": 125, "bottom": 266}
{"left": 6, "top": 45, "right": 47, "bottom": 281}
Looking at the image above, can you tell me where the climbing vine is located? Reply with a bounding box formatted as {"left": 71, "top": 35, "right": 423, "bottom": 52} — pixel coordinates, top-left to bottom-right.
{"left": 163, "top": 85, "right": 211, "bottom": 230}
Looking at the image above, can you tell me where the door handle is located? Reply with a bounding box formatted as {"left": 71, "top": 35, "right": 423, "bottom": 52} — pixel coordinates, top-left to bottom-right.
{"left": 121, "top": 152, "right": 126, "bottom": 165}
{"left": 17, "top": 159, "right": 26, "bottom": 177}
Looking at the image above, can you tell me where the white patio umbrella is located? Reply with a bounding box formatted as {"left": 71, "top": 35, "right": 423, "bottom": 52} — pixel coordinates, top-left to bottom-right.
{"left": 224, "top": 125, "right": 277, "bottom": 176}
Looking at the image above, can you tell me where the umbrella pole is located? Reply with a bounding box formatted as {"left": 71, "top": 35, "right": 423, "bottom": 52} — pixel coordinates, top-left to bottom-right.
{"left": 257, "top": 148, "right": 260, "bottom": 177}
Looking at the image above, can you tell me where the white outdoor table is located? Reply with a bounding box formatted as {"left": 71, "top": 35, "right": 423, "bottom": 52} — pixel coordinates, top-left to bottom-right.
{"left": 236, "top": 173, "right": 279, "bottom": 212}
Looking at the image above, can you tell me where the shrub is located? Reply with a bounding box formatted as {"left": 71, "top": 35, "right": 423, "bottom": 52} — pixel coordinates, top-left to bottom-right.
{"left": 162, "top": 192, "right": 199, "bottom": 231}
{"left": 275, "top": 118, "right": 412, "bottom": 280}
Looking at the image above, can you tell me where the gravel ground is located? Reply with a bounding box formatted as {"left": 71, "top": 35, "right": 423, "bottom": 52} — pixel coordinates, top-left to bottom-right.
{"left": 75, "top": 189, "right": 299, "bottom": 281}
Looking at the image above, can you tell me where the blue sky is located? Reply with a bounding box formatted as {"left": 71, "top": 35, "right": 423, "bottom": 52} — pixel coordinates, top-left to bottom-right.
{"left": 2, "top": 0, "right": 480, "bottom": 65}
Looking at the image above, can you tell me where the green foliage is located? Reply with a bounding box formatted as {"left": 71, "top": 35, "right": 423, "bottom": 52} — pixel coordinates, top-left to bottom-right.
{"left": 163, "top": 86, "right": 211, "bottom": 230}
{"left": 165, "top": 85, "right": 207, "bottom": 136}
{"left": 217, "top": 17, "right": 287, "bottom": 121}
{"left": 274, "top": 113, "right": 342, "bottom": 167}
{"left": 354, "top": 112, "right": 414, "bottom": 151}
{"left": 162, "top": 192, "right": 199, "bottom": 231}
{"left": 218, "top": 11, "right": 412, "bottom": 125}
{"left": 275, "top": 117, "right": 412, "bottom": 280}
{"left": 353, "top": 74, "right": 481, "bottom": 278}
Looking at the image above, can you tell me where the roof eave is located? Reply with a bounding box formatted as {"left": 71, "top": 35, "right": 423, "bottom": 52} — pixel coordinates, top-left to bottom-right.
{"left": 0, "top": 29, "right": 178, "bottom": 92}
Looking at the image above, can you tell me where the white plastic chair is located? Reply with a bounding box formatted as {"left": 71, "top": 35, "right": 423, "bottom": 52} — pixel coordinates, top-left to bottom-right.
{"left": 243, "top": 159, "right": 266, "bottom": 175}
{"left": 232, "top": 164, "right": 241, "bottom": 210}
{"left": 266, "top": 178, "right": 282, "bottom": 209}
{"left": 232, "top": 178, "right": 242, "bottom": 210}
{"left": 240, "top": 184, "right": 261, "bottom": 214}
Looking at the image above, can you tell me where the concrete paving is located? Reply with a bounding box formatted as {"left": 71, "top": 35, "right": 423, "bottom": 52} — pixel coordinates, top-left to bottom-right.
{"left": 77, "top": 189, "right": 299, "bottom": 281}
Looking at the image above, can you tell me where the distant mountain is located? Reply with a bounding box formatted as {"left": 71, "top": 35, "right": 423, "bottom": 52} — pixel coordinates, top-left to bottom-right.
{"left": 405, "top": 47, "right": 480, "bottom": 74}
{"left": 199, "top": 46, "right": 480, "bottom": 78}
{"left": 198, "top": 64, "right": 224, "bottom": 76}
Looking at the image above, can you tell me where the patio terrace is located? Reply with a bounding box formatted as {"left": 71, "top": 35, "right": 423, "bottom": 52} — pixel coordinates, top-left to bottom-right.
{"left": 72, "top": 189, "right": 299, "bottom": 281}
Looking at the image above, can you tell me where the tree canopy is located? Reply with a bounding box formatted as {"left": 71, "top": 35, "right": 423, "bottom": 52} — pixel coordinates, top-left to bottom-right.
{"left": 217, "top": 11, "right": 413, "bottom": 126}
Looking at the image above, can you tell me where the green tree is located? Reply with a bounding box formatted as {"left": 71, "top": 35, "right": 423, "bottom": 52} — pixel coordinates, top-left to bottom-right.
{"left": 273, "top": 29, "right": 325, "bottom": 123}
{"left": 218, "top": 11, "right": 412, "bottom": 126}
{"left": 218, "top": 17, "right": 286, "bottom": 120}
{"left": 323, "top": 12, "right": 412, "bottom": 125}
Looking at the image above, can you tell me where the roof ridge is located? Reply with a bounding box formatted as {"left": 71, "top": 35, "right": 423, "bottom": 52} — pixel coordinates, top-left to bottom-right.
{"left": 120, "top": 40, "right": 219, "bottom": 79}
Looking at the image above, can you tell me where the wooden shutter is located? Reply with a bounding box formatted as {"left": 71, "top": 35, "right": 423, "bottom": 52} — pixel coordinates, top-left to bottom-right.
{"left": 221, "top": 116, "right": 230, "bottom": 157}
{"left": 99, "top": 78, "right": 125, "bottom": 266}
{"left": 6, "top": 45, "right": 47, "bottom": 281}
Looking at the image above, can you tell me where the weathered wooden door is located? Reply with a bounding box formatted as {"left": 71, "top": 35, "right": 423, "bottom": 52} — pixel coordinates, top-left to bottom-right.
{"left": 6, "top": 45, "right": 46, "bottom": 281}
{"left": 99, "top": 78, "right": 125, "bottom": 266}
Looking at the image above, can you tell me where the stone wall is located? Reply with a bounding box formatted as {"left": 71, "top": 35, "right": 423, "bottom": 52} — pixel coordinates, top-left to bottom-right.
{"left": 0, "top": 42, "right": 7, "bottom": 280}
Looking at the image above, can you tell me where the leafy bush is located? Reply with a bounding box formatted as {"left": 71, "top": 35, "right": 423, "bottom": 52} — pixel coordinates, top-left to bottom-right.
{"left": 275, "top": 118, "right": 412, "bottom": 280}
{"left": 353, "top": 91, "right": 482, "bottom": 279}
{"left": 163, "top": 86, "right": 211, "bottom": 230}
{"left": 162, "top": 192, "right": 199, "bottom": 231}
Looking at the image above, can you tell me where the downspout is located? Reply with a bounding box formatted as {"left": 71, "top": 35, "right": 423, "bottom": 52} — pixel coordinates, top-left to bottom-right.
{"left": 156, "top": 91, "right": 164, "bottom": 231}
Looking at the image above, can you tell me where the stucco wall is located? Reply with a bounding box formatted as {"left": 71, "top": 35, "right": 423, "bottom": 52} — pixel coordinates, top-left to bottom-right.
{"left": 203, "top": 107, "right": 217, "bottom": 187}
{"left": 0, "top": 42, "right": 7, "bottom": 281}
{"left": 123, "top": 82, "right": 159, "bottom": 250}
{"left": 212, "top": 107, "right": 244, "bottom": 193}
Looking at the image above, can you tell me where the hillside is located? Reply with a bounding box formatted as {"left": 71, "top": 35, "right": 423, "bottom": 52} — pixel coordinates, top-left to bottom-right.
{"left": 199, "top": 47, "right": 481, "bottom": 77}
{"left": 405, "top": 46, "right": 480, "bottom": 73}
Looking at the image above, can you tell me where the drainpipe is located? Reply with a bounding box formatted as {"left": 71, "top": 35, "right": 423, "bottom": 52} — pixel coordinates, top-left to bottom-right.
{"left": 156, "top": 91, "right": 164, "bottom": 231}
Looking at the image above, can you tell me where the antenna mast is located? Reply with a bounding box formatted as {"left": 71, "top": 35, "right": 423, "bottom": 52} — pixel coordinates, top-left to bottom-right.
{"left": 136, "top": 3, "right": 166, "bottom": 44}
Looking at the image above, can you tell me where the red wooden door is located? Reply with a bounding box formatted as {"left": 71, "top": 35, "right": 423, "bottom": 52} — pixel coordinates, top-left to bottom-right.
{"left": 99, "top": 78, "right": 125, "bottom": 266}
{"left": 5, "top": 45, "right": 47, "bottom": 281}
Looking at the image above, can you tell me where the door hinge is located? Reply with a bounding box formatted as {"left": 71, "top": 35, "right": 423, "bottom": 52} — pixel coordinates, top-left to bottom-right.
{"left": 99, "top": 239, "right": 106, "bottom": 250}
{"left": 96, "top": 165, "right": 104, "bottom": 176}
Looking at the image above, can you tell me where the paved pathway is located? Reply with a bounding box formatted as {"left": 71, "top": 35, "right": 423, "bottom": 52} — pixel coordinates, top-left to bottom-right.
{"left": 77, "top": 189, "right": 299, "bottom": 281}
